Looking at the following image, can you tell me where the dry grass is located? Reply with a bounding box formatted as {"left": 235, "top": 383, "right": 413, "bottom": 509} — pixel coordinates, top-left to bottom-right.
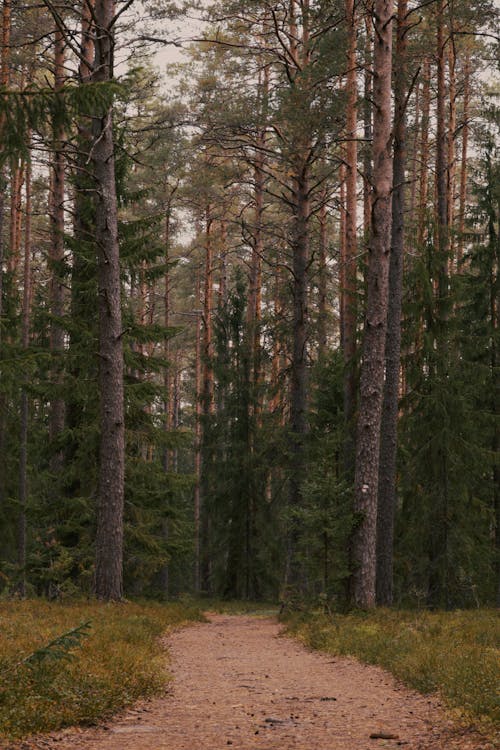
{"left": 284, "top": 608, "right": 499, "bottom": 731}
{"left": 0, "top": 599, "right": 203, "bottom": 740}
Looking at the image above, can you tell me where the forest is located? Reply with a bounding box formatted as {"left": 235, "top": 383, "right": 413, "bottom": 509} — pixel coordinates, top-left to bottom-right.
{"left": 0, "top": 0, "right": 498, "bottom": 612}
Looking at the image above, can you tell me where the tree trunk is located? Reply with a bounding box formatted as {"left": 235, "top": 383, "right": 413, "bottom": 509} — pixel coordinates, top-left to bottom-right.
{"left": 0, "top": 0, "right": 12, "bottom": 512}
{"left": 286, "top": 170, "right": 310, "bottom": 587}
{"left": 427, "top": 0, "right": 450, "bottom": 608}
{"left": 376, "top": 0, "right": 408, "bottom": 606}
{"left": 318, "top": 195, "right": 328, "bottom": 357}
{"left": 8, "top": 162, "right": 24, "bottom": 277}
{"left": 350, "top": 0, "right": 393, "bottom": 609}
{"left": 457, "top": 50, "right": 470, "bottom": 264}
{"left": 363, "top": 16, "right": 373, "bottom": 242}
{"left": 409, "top": 79, "right": 420, "bottom": 223}
{"left": 194, "top": 267, "right": 202, "bottom": 593}
{"left": 342, "top": 0, "right": 358, "bottom": 479}
{"left": 447, "top": 42, "right": 457, "bottom": 246}
{"left": 92, "top": 0, "right": 125, "bottom": 602}
{"left": 417, "top": 59, "right": 431, "bottom": 248}
{"left": 49, "top": 26, "right": 66, "bottom": 454}
{"left": 0, "top": 0, "right": 12, "bottom": 349}
{"left": 18, "top": 150, "right": 31, "bottom": 597}
{"left": 160, "top": 203, "right": 172, "bottom": 597}
{"left": 200, "top": 210, "right": 214, "bottom": 592}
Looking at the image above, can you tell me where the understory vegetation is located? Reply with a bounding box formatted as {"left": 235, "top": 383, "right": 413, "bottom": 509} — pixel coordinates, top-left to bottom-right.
{"left": 0, "top": 600, "right": 203, "bottom": 740}
{"left": 283, "top": 608, "right": 500, "bottom": 731}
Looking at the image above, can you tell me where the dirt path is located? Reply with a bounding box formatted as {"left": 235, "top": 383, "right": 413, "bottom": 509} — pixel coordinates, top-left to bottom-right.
{"left": 16, "top": 614, "right": 494, "bottom": 750}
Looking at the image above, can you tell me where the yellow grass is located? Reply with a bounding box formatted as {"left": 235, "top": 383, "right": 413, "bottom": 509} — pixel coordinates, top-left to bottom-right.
{"left": 284, "top": 608, "right": 500, "bottom": 732}
{"left": 0, "top": 599, "right": 203, "bottom": 740}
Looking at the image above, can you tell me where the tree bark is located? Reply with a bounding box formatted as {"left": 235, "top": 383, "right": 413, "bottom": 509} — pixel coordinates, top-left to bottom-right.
{"left": 350, "top": 0, "right": 393, "bottom": 609}
{"left": 18, "top": 149, "right": 31, "bottom": 598}
{"left": 417, "top": 59, "right": 431, "bottom": 248}
{"left": 457, "top": 50, "right": 470, "bottom": 264}
{"left": 194, "top": 267, "right": 202, "bottom": 593}
{"left": 49, "top": 26, "right": 66, "bottom": 453}
{"left": 427, "top": 0, "right": 450, "bottom": 608}
{"left": 92, "top": 0, "right": 125, "bottom": 602}
{"left": 200, "top": 210, "right": 214, "bottom": 592}
{"left": 363, "top": 17, "right": 373, "bottom": 242}
{"left": 0, "top": 0, "right": 12, "bottom": 349}
{"left": 376, "top": 0, "right": 408, "bottom": 606}
{"left": 447, "top": 41, "right": 457, "bottom": 244}
{"left": 160, "top": 201, "right": 173, "bottom": 597}
{"left": 318, "top": 195, "right": 328, "bottom": 357}
{"left": 342, "top": 0, "right": 358, "bottom": 479}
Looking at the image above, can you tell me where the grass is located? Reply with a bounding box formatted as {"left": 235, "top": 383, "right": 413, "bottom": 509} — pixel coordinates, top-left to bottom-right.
{"left": 283, "top": 608, "right": 500, "bottom": 732}
{"left": 193, "top": 597, "right": 279, "bottom": 616}
{"left": 0, "top": 599, "right": 203, "bottom": 740}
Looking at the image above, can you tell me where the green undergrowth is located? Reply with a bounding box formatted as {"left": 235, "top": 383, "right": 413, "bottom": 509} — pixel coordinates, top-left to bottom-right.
{"left": 284, "top": 608, "right": 499, "bottom": 732}
{"left": 197, "top": 598, "right": 279, "bottom": 616}
{"left": 0, "top": 599, "right": 203, "bottom": 740}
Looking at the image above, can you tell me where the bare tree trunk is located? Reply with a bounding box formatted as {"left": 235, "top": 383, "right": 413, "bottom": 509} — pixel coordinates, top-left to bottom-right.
{"left": 8, "top": 162, "right": 24, "bottom": 277}
{"left": 200, "top": 210, "right": 214, "bottom": 592}
{"left": 447, "top": 42, "right": 457, "bottom": 246}
{"left": 457, "top": 50, "right": 470, "bottom": 264}
{"left": 318, "top": 195, "right": 328, "bottom": 357}
{"left": 0, "top": 0, "right": 12, "bottom": 349}
{"left": 362, "top": 16, "right": 373, "bottom": 242}
{"left": 160, "top": 203, "right": 172, "bottom": 597}
{"left": 194, "top": 266, "right": 202, "bottom": 592}
{"left": 417, "top": 59, "right": 431, "bottom": 248}
{"left": 93, "top": 0, "right": 125, "bottom": 602}
{"left": 409, "top": 79, "right": 420, "bottom": 220}
{"left": 427, "top": 0, "right": 450, "bottom": 608}
{"left": 350, "top": 0, "right": 393, "bottom": 609}
{"left": 18, "top": 150, "right": 31, "bottom": 597}
{"left": 493, "top": 226, "right": 500, "bottom": 607}
{"left": 49, "top": 26, "right": 66, "bottom": 454}
{"left": 0, "top": 0, "right": 12, "bottom": 512}
{"left": 343, "top": 0, "right": 358, "bottom": 479}
{"left": 202, "top": 209, "right": 215, "bottom": 417}
{"left": 376, "top": 0, "right": 408, "bottom": 606}
{"left": 284, "top": 167, "right": 310, "bottom": 590}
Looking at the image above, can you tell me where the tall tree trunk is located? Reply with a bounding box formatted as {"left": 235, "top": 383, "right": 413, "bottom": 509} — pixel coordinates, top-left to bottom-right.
{"left": 286, "top": 170, "right": 310, "bottom": 588}
{"left": 18, "top": 151, "right": 31, "bottom": 597}
{"left": 0, "top": 0, "right": 12, "bottom": 349}
{"left": 427, "top": 0, "right": 450, "bottom": 608}
{"left": 457, "top": 50, "right": 470, "bottom": 264}
{"left": 362, "top": 16, "right": 373, "bottom": 241}
{"left": 350, "top": 0, "right": 393, "bottom": 609}
{"left": 92, "top": 0, "right": 125, "bottom": 602}
{"left": 447, "top": 42, "right": 457, "bottom": 245}
{"left": 342, "top": 0, "right": 358, "bottom": 479}
{"left": 493, "top": 221, "right": 500, "bottom": 608}
{"left": 49, "top": 26, "right": 66, "bottom": 456}
{"left": 409, "top": 79, "right": 420, "bottom": 223}
{"left": 417, "top": 59, "right": 431, "bottom": 248}
{"left": 160, "top": 203, "right": 172, "bottom": 597}
{"left": 8, "top": 162, "right": 24, "bottom": 276}
{"left": 194, "top": 267, "right": 202, "bottom": 593}
{"left": 0, "top": 0, "right": 12, "bottom": 512}
{"left": 376, "top": 0, "right": 408, "bottom": 606}
{"left": 318, "top": 195, "right": 328, "bottom": 357}
{"left": 200, "top": 210, "right": 214, "bottom": 592}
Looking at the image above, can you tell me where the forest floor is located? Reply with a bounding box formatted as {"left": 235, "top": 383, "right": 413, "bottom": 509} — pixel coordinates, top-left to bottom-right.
{"left": 8, "top": 613, "right": 496, "bottom": 750}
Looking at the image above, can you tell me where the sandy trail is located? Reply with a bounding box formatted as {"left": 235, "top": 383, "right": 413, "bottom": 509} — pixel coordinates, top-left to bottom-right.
{"left": 15, "top": 614, "right": 494, "bottom": 750}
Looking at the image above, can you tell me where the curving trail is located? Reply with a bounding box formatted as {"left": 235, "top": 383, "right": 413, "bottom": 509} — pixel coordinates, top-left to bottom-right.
{"left": 17, "top": 614, "right": 493, "bottom": 750}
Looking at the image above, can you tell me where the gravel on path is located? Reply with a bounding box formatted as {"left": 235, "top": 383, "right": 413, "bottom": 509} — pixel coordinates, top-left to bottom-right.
{"left": 10, "top": 613, "right": 495, "bottom": 750}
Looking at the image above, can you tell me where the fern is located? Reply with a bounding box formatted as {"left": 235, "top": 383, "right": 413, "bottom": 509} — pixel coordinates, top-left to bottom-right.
{"left": 21, "top": 621, "right": 92, "bottom": 669}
